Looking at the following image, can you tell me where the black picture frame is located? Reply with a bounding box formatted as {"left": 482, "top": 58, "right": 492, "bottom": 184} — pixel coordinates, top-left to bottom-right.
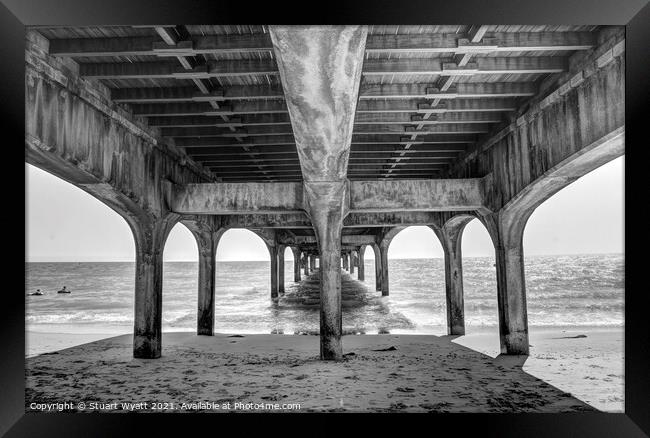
{"left": 3, "top": 0, "right": 649, "bottom": 436}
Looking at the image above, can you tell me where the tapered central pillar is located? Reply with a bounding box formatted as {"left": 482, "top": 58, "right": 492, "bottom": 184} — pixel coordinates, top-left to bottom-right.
{"left": 305, "top": 182, "right": 347, "bottom": 360}
{"left": 270, "top": 25, "right": 367, "bottom": 360}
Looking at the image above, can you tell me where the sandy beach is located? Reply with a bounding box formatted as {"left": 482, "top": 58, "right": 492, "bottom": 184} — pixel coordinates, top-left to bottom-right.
{"left": 25, "top": 331, "right": 603, "bottom": 413}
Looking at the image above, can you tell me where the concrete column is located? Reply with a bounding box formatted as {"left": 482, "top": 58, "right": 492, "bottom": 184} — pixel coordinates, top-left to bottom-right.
{"left": 292, "top": 247, "right": 301, "bottom": 282}
{"left": 131, "top": 216, "right": 177, "bottom": 359}
{"left": 379, "top": 243, "right": 390, "bottom": 296}
{"left": 310, "top": 255, "right": 316, "bottom": 271}
{"left": 278, "top": 246, "right": 285, "bottom": 294}
{"left": 304, "top": 182, "right": 346, "bottom": 360}
{"left": 483, "top": 213, "right": 530, "bottom": 355}
{"left": 372, "top": 243, "right": 382, "bottom": 291}
{"left": 358, "top": 246, "right": 365, "bottom": 281}
{"left": 268, "top": 246, "right": 279, "bottom": 299}
{"left": 192, "top": 229, "right": 220, "bottom": 336}
{"left": 342, "top": 253, "right": 349, "bottom": 271}
{"left": 350, "top": 251, "right": 356, "bottom": 275}
{"left": 433, "top": 219, "right": 472, "bottom": 336}
{"left": 303, "top": 253, "right": 310, "bottom": 276}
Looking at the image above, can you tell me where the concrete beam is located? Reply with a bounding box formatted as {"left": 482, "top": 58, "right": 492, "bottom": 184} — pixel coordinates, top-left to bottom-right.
{"left": 363, "top": 57, "right": 566, "bottom": 76}
{"left": 168, "top": 178, "right": 488, "bottom": 215}
{"left": 349, "top": 177, "right": 488, "bottom": 212}
{"left": 49, "top": 31, "right": 594, "bottom": 58}
{"left": 169, "top": 182, "right": 304, "bottom": 214}
{"left": 111, "top": 82, "right": 537, "bottom": 104}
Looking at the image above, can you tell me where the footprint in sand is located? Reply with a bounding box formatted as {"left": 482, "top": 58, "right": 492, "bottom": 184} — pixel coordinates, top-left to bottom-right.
{"left": 396, "top": 387, "right": 415, "bottom": 393}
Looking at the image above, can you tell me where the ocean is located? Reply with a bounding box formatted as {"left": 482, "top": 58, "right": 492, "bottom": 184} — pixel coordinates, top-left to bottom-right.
{"left": 25, "top": 254, "right": 624, "bottom": 335}
{"left": 24, "top": 254, "right": 625, "bottom": 412}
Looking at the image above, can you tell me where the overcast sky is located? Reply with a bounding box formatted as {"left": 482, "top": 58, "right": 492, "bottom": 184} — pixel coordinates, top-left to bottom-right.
{"left": 25, "top": 156, "right": 624, "bottom": 262}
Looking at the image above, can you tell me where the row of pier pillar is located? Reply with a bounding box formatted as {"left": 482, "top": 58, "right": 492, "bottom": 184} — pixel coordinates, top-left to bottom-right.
{"left": 265, "top": 245, "right": 392, "bottom": 300}
{"left": 131, "top": 214, "right": 529, "bottom": 361}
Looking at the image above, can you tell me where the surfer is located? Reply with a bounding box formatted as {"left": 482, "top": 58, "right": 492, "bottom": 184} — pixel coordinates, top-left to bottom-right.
{"left": 30, "top": 289, "right": 43, "bottom": 296}
{"left": 57, "top": 286, "right": 71, "bottom": 294}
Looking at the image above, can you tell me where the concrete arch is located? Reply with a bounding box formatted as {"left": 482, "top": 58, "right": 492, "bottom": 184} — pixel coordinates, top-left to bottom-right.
{"left": 473, "top": 131, "right": 625, "bottom": 355}
{"left": 175, "top": 218, "right": 227, "bottom": 336}
{"left": 430, "top": 214, "right": 488, "bottom": 336}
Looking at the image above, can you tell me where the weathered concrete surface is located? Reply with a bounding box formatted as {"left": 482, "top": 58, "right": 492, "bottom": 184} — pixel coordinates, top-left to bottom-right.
{"left": 25, "top": 32, "right": 216, "bottom": 360}
{"left": 357, "top": 247, "right": 365, "bottom": 281}
{"left": 131, "top": 215, "right": 179, "bottom": 358}
{"left": 182, "top": 218, "right": 224, "bottom": 336}
{"left": 25, "top": 31, "right": 212, "bottom": 224}
{"left": 269, "top": 26, "right": 367, "bottom": 182}
{"left": 371, "top": 243, "right": 382, "bottom": 292}
{"left": 268, "top": 245, "right": 279, "bottom": 299}
{"left": 377, "top": 227, "right": 407, "bottom": 296}
{"left": 304, "top": 181, "right": 348, "bottom": 360}
{"left": 432, "top": 217, "right": 474, "bottom": 336}
{"left": 303, "top": 252, "right": 310, "bottom": 276}
{"left": 344, "top": 211, "right": 472, "bottom": 228}
{"left": 448, "top": 30, "right": 625, "bottom": 215}
{"left": 349, "top": 177, "right": 489, "bottom": 213}
{"left": 291, "top": 247, "right": 302, "bottom": 282}
{"left": 168, "top": 179, "right": 489, "bottom": 216}
{"left": 440, "top": 31, "right": 625, "bottom": 356}
{"left": 169, "top": 182, "right": 304, "bottom": 214}
{"left": 278, "top": 246, "right": 286, "bottom": 294}
{"left": 218, "top": 213, "right": 312, "bottom": 229}
{"left": 270, "top": 27, "right": 368, "bottom": 360}
{"left": 480, "top": 212, "right": 530, "bottom": 355}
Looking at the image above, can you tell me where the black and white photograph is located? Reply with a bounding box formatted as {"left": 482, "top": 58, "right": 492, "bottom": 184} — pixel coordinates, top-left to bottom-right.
{"left": 2, "top": 0, "right": 648, "bottom": 433}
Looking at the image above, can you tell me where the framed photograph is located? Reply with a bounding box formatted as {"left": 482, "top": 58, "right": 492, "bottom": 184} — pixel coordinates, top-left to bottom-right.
{"left": 2, "top": 0, "right": 648, "bottom": 435}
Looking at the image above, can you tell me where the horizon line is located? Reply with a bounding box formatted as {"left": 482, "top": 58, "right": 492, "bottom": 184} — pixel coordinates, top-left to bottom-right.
{"left": 26, "top": 252, "right": 624, "bottom": 263}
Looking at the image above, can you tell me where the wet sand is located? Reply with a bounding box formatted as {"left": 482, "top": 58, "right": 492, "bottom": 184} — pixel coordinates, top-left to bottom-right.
{"left": 25, "top": 332, "right": 595, "bottom": 413}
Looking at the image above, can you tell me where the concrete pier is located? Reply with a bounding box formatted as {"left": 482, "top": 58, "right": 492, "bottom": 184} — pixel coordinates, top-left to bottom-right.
{"left": 372, "top": 244, "right": 382, "bottom": 292}
{"left": 278, "top": 245, "right": 285, "bottom": 294}
{"left": 292, "top": 247, "right": 302, "bottom": 282}
{"left": 357, "top": 246, "right": 365, "bottom": 281}
{"left": 25, "top": 25, "right": 624, "bottom": 360}
{"left": 433, "top": 217, "right": 473, "bottom": 336}
{"left": 184, "top": 219, "right": 223, "bottom": 336}
{"left": 269, "top": 245, "right": 279, "bottom": 299}
{"left": 303, "top": 253, "right": 310, "bottom": 276}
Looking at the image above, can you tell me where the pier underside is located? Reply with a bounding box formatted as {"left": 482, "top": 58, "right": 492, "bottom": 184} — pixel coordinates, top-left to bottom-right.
{"left": 25, "top": 25, "right": 624, "bottom": 359}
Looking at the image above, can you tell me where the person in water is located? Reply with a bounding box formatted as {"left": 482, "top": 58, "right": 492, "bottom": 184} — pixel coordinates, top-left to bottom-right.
{"left": 30, "top": 289, "right": 43, "bottom": 296}
{"left": 57, "top": 286, "right": 70, "bottom": 294}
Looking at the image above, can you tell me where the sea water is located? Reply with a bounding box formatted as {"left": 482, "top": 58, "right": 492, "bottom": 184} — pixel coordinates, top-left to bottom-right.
{"left": 25, "top": 254, "right": 623, "bottom": 334}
